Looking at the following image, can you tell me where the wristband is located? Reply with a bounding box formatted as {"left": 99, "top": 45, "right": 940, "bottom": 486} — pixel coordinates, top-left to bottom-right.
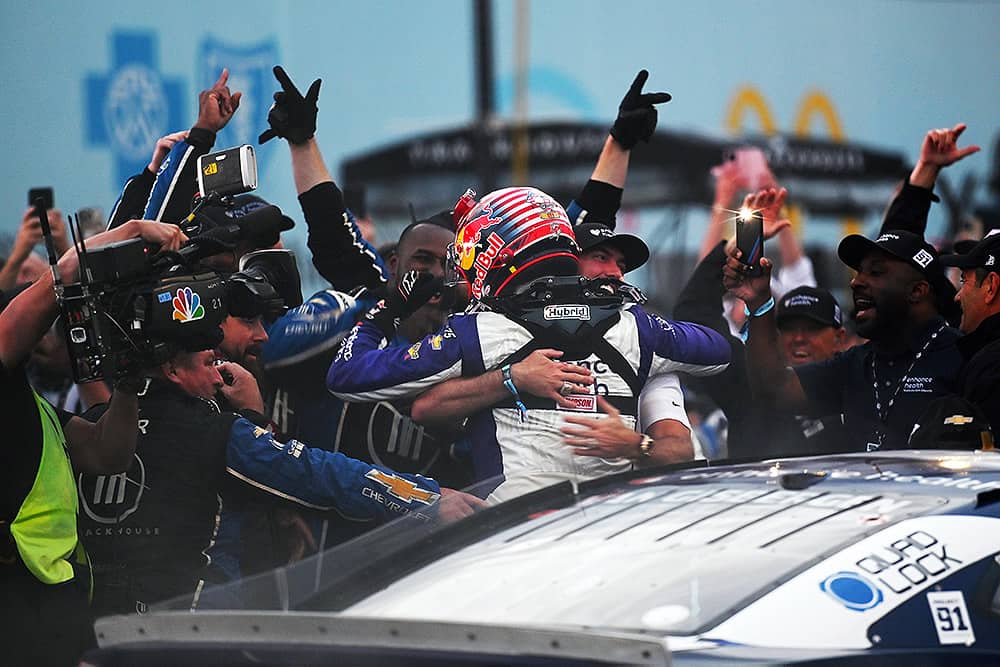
{"left": 738, "top": 296, "right": 775, "bottom": 343}
{"left": 500, "top": 364, "right": 528, "bottom": 423}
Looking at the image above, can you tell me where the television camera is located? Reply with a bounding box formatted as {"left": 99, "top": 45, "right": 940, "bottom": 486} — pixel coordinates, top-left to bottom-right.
{"left": 37, "top": 148, "right": 301, "bottom": 383}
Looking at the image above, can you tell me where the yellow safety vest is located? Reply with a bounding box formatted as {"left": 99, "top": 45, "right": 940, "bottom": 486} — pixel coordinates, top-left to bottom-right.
{"left": 10, "top": 392, "right": 86, "bottom": 585}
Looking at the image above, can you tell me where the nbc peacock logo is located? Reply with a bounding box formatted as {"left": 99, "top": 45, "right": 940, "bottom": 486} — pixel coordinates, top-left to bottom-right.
{"left": 172, "top": 287, "right": 205, "bottom": 323}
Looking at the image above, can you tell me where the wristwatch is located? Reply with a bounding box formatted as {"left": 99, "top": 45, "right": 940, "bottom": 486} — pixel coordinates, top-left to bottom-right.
{"left": 638, "top": 434, "right": 655, "bottom": 458}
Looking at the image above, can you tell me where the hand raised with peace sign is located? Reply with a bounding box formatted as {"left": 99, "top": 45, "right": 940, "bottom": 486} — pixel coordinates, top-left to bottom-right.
{"left": 258, "top": 65, "right": 322, "bottom": 145}
{"left": 610, "top": 69, "right": 672, "bottom": 150}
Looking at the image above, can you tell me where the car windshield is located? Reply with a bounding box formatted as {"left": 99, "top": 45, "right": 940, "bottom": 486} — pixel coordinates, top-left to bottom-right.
{"left": 150, "top": 453, "right": 999, "bottom": 635}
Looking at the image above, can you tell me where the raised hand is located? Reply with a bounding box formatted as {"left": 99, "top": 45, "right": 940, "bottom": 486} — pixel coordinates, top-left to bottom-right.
{"left": 711, "top": 158, "right": 751, "bottom": 209}
{"left": 195, "top": 69, "right": 243, "bottom": 133}
{"left": 148, "top": 130, "right": 189, "bottom": 174}
{"left": 743, "top": 187, "right": 791, "bottom": 240}
{"left": 722, "top": 241, "right": 773, "bottom": 311}
{"left": 12, "top": 208, "right": 44, "bottom": 260}
{"left": 258, "top": 65, "right": 321, "bottom": 145}
{"left": 610, "top": 69, "right": 671, "bottom": 150}
{"left": 919, "top": 123, "right": 981, "bottom": 169}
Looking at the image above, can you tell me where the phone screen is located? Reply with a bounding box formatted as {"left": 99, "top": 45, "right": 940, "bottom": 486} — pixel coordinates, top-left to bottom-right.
{"left": 736, "top": 210, "right": 764, "bottom": 277}
{"left": 29, "top": 187, "right": 54, "bottom": 210}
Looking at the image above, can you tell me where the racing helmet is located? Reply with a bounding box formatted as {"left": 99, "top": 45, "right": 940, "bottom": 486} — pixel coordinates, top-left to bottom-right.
{"left": 448, "top": 187, "right": 579, "bottom": 301}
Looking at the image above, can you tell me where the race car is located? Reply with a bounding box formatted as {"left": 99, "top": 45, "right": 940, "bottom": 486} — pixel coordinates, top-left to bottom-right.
{"left": 89, "top": 451, "right": 1000, "bottom": 665}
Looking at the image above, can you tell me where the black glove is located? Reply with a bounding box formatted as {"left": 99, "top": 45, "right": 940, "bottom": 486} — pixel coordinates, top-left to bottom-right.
{"left": 258, "top": 66, "right": 321, "bottom": 145}
{"left": 364, "top": 271, "right": 443, "bottom": 337}
{"left": 609, "top": 70, "right": 671, "bottom": 150}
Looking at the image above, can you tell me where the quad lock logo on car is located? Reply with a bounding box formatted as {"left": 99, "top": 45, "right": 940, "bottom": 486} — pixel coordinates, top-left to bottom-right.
{"left": 821, "top": 530, "right": 962, "bottom": 611}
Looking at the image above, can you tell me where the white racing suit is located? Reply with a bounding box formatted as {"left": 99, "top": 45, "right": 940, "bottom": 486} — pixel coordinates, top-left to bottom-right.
{"left": 327, "top": 301, "right": 730, "bottom": 503}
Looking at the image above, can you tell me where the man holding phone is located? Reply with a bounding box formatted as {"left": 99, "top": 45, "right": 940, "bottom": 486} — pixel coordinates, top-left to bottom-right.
{"left": 675, "top": 187, "right": 848, "bottom": 458}
{"left": 28, "top": 187, "right": 54, "bottom": 211}
{"left": 0, "top": 197, "right": 70, "bottom": 291}
{"left": 724, "top": 189, "right": 962, "bottom": 452}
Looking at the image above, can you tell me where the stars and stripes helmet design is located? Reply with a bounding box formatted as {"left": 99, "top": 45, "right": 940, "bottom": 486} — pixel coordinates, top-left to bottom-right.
{"left": 449, "top": 187, "right": 579, "bottom": 301}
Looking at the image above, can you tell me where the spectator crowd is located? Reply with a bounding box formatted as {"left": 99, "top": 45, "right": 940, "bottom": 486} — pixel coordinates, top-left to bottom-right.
{"left": 1, "top": 65, "right": 998, "bottom": 665}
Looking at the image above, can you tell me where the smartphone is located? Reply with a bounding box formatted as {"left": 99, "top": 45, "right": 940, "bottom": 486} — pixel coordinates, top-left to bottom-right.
{"left": 734, "top": 147, "right": 770, "bottom": 191}
{"left": 736, "top": 208, "right": 764, "bottom": 277}
{"left": 29, "top": 187, "right": 54, "bottom": 210}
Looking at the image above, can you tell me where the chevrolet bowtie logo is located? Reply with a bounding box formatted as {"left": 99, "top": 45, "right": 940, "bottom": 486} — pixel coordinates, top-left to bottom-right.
{"left": 943, "top": 415, "right": 974, "bottom": 425}
{"left": 365, "top": 469, "right": 439, "bottom": 505}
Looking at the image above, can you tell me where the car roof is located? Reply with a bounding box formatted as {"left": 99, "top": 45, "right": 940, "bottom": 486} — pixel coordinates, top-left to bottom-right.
{"left": 342, "top": 452, "right": 1000, "bottom": 639}
{"left": 96, "top": 451, "right": 1000, "bottom": 661}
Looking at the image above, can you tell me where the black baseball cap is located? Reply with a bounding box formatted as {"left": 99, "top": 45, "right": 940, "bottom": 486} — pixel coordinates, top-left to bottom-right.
{"left": 776, "top": 286, "right": 843, "bottom": 329}
{"left": 838, "top": 229, "right": 959, "bottom": 321}
{"left": 575, "top": 222, "right": 650, "bottom": 273}
{"left": 940, "top": 229, "right": 1000, "bottom": 271}
{"left": 908, "top": 396, "right": 995, "bottom": 450}
{"left": 200, "top": 194, "right": 295, "bottom": 248}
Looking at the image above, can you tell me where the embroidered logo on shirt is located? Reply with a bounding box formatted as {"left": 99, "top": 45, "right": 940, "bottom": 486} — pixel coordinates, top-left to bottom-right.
{"left": 365, "top": 469, "right": 439, "bottom": 505}
{"left": 943, "top": 415, "right": 974, "bottom": 425}
{"left": 903, "top": 377, "right": 934, "bottom": 393}
{"left": 557, "top": 394, "right": 598, "bottom": 412}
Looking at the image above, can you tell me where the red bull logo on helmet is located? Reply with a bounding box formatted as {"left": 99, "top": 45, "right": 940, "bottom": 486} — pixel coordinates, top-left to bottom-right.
{"left": 471, "top": 232, "right": 506, "bottom": 299}
{"left": 451, "top": 185, "right": 575, "bottom": 301}
{"left": 454, "top": 222, "right": 483, "bottom": 271}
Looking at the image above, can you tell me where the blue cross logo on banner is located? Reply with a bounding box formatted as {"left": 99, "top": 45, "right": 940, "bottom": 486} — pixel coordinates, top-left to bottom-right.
{"left": 85, "top": 31, "right": 186, "bottom": 189}
{"left": 199, "top": 36, "right": 279, "bottom": 166}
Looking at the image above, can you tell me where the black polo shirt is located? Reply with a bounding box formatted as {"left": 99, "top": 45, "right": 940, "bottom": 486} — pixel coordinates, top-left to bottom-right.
{"left": 794, "top": 317, "right": 962, "bottom": 451}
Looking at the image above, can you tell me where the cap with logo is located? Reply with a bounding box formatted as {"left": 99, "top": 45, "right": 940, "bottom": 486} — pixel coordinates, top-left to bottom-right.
{"left": 575, "top": 222, "right": 650, "bottom": 273}
{"left": 776, "top": 286, "right": 843, "bottom": 329}
{"left": 940, "top": 229, "right": 1000, "bottom": 271}
{"left": 837, "top": 229, "right": 958, "bottom": 322}
{"left": 199, "top": 194, "right": 295, "bottom": 248}
{"left": 908, "top": 395, "right": 995, "bottom": 450}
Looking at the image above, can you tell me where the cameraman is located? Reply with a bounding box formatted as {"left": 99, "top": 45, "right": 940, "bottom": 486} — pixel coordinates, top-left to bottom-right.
{"left": 77, "top": 333, "right": 473, "bottom": 617}
{"left": 1, "top": 220, "right": 186, "bottom": 666}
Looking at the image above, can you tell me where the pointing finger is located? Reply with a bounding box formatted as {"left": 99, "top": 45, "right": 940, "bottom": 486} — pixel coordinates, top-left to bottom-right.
{"left": 272, "top": 65, "right": 302, "bottom": 98}
{"left": 955, "top": 145, "right": 981, "bottom": 160}
{"left": 627, "top": 69, "right": 649, "bottom": 99}
{"left": 305, "top": 78, "right": 322, "bottom": 105}
{"left": 640, "top": 91, "right": 672, "bottom": 105}
{"left": 212, "top": 68, "right": 228, "bottom": 90}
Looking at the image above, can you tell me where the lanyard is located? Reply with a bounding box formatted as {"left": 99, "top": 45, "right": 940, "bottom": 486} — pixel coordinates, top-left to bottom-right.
{"left": 868, "top": 324, "right": 945, "bottom": 450}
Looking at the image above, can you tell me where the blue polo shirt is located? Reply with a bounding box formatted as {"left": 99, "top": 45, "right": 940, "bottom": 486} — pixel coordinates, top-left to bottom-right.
{"left": 794, "top": 317, "right": 962, "bottom": 451}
